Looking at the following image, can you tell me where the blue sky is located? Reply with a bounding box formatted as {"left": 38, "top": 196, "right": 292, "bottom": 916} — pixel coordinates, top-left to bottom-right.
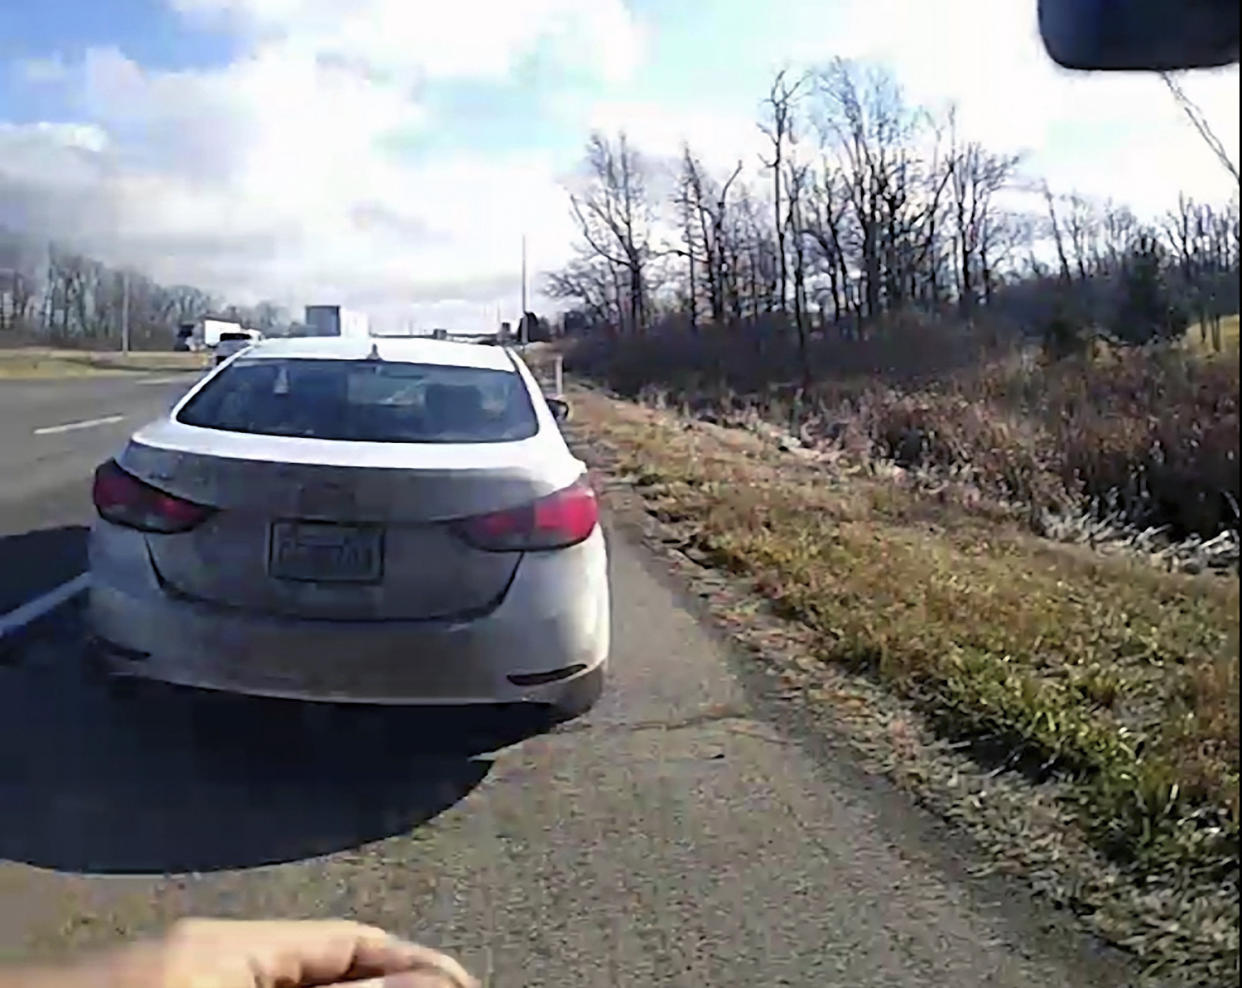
{"left": 1, "top": 0, "right": 1237, "bottom": 332}
{"left": 1, "top": 0, "right": 236, "bottom": 98}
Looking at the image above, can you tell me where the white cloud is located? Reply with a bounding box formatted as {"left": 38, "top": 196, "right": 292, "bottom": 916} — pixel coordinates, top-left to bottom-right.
{"left": 0, "top": 0, "right": 642, "bottom": 332}
{"left": 15, "top": 54, "right": 72, "bottom": 84}
{"left": 829, "top": 0, "right": 1239, "bottom": 215}
{"left": 170, "top": 0, "right": 642, "bottom": 84}
{"left": 575, "top": 0, "right": 1237, "bottom": 222}
{"left": 586, "top": 99, "right": 766, "bottom": 173}
{"left": 3, "top": 0, "right": 1236, "bottom": 333}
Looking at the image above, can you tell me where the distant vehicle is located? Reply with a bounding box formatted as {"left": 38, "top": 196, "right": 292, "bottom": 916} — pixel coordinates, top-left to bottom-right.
{"left": 213, "top": 330, "right": 262, "bottom": 365}
{"left": 175, "top": 318, "right": 246, "bottom": 352}
{"left": 88, "top": 336, "right": 608, "bottom": 722}
{"left": 304, "top": 305, "right": 370, "bottom": 338}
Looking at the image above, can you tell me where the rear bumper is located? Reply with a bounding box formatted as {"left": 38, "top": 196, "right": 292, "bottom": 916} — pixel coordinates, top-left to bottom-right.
{"left": 88, "top": 524, "right": 609, "bottom": 710}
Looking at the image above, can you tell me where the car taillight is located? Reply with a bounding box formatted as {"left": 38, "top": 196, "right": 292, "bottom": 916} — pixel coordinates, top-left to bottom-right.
{"left": 454, "top": 477, "right": 599, "bottom": 552}
{"left": 92, "top": 460, "right": 213, "bottom": 534}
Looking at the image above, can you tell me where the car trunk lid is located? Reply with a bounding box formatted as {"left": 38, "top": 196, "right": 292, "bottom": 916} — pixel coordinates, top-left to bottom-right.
{"left": 116, "top": 422, "right": 579, "bottom": 621}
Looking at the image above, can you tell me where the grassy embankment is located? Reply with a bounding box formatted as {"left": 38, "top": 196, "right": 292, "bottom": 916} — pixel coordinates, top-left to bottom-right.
{"left": 567, "top": 318, "right": 1239, "bottom": 981}
{"left": 0, "top": 348, "right": 209, "bottom": 379}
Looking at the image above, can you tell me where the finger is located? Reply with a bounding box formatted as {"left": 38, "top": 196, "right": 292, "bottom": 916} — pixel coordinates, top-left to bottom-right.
{"left": 380, "top": 943, "right": 477, "bottom": 987}
{"left": 271, "top": 922, "right": 467, "bottom": 985}
{"left": 316, "top": 927, "right": 475, "bottom": 985}
{"left": 169, "top": 919, "right": 473, "bottom": 986}
{"left": 337, "top": 972, "right": 480, "bottom": 988}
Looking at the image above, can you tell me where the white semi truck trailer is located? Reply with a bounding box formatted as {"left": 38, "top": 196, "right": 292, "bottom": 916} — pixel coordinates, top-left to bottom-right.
{"left": 175, "top": 317, "right": 249, "bottom": 351}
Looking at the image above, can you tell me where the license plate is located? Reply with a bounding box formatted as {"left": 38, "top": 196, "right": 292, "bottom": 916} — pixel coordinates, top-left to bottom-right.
{"left": 269, "top": 522, "right": 384, "bottom": 583}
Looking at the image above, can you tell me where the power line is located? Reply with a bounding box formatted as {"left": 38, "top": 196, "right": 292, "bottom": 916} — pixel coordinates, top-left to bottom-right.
{"left": 1160, "top": 72, "right": 1240, "bottom": 186}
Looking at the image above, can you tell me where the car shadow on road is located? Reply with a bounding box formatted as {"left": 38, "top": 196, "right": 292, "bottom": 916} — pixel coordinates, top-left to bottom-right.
{"left": 0, "top": 631, "right": 554, "bottom": 874}
{"left": 0, "top": 524, "right": 88, "bottom": 619}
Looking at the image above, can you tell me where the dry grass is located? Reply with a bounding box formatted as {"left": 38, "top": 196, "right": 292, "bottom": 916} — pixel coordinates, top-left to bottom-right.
{"left": 567, "top": 322, "right": 1240, "bottom": 542}
{"left": 573, "top": 386, "right": 1239, "bottom": 977}
{"left": 1184, "top": 314, "right": 1241, "bottom": 355}
{"left": 0, "top": 348, "right": 209, "bottom": 379}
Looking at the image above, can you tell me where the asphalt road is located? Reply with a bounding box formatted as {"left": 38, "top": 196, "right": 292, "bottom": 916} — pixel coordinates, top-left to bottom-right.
{"left": 0, "top": 374, "right": 193, "bottom": 615}
{"left": 0, "top": 374, "right": 1133, "bottom": 986}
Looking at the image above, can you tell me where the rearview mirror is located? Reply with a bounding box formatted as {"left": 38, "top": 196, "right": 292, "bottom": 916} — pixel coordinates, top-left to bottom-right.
{"left": 547, "top": 397, "right": 571, "bottom": 423}
{"left": 1038, "top": 0, "right": 1240, "bottom": 70}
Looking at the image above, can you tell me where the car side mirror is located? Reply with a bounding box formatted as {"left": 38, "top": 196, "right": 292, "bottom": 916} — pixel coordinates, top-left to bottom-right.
{"left": 547, "top": 397, "right": 571, "bottom": 423}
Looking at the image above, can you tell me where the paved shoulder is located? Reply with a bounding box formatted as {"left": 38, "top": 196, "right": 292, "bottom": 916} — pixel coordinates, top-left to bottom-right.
{"left": 416, "top": 533, "right": 1119, "bottom": 986}
{"left": 2, "top": 525, "right": 1126, "bottom": 987}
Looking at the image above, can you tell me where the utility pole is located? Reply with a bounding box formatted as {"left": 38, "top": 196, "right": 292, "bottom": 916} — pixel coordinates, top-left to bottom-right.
{"left": 120, "top": 270, "right": 130, "bottom": 355}
{"left": 520, "top": 233, "right": 528, "bottom": 345}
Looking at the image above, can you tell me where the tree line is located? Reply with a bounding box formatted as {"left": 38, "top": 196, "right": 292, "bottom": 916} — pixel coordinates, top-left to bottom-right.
{"left": 549, "top": 58, "right": 1240, "bottom": 364}
{"left": 0, "top": 229, "right": 289, "bottom": 348}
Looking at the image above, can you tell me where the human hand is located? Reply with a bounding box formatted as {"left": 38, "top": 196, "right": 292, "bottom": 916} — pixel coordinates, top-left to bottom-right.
{"left": 7, "top": 918, "right": 478, "bottom": 988}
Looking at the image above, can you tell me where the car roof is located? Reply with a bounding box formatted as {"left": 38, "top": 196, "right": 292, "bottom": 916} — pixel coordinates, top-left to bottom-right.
{"left": 241, "top": 336, "right": 519, "bottom": 371}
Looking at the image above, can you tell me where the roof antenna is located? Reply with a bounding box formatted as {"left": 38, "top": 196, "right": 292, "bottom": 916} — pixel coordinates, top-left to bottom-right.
{"left": 366, "top": 341, "right": 382, "bottom": 361}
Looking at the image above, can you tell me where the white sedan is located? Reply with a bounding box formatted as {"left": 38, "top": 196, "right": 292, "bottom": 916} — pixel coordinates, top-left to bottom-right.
{"left": 88, "top": 336, "right": 609, "bottom": 721}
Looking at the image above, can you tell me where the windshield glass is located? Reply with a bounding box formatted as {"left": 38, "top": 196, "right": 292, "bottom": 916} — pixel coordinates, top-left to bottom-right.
{"left": 177, "top": 358, "right": 538, "bottom": 443}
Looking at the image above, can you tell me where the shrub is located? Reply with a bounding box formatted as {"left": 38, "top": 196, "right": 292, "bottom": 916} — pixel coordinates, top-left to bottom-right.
{"left": 1110, "top": 235, "right": 1190, "bottom": 347}
{"left": 1041, "top": 298, "right": 1093, "bottom": 362}
{"left": 567, "top": 319, "right": 1240, "bottom": 539}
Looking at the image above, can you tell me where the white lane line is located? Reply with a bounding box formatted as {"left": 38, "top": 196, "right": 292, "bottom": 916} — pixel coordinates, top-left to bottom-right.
{"left": 0, "top": 573, "right": 90, "bottom": 641}
{"left": 138, "top": 375, "right": 195, "bottom": 385}
{"left": 33, "top": 414, "right": 125, "bottom": 436}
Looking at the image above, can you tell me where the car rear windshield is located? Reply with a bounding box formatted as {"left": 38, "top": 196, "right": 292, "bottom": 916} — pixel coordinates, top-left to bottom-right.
{"left": 177, "top": 358, "right": 539, "bottom": 443}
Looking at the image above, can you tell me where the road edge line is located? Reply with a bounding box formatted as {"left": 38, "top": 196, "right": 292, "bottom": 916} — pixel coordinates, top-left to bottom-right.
{"left": 0, "top": 573, "right": 91, "bottom": 640}
{"left": 33, "top": 415, "right": 126, "bottom": 436}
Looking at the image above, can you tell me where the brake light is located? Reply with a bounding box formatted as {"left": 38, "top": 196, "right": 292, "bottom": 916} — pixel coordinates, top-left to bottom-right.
{"left": 454, "top": 477, "right": 598, "bottom": 551}
{"left": 92, "top": 460, "right": 213, "bottom": 534}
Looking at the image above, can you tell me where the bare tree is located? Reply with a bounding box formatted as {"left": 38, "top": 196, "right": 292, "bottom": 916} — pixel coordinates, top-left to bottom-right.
{"left": 1163, "top": 194, "right": 1241, "bottom": 351}
{"left": 760, "top": 69, "right": 806, "bottom": 321}
{"left": 709, "top": 161, "right": 745, "bottom": 324}
{"left": 785, "top": 156, "right": 812, "bottom": 382}
{"left": 948, "top": 111, "right": 1022, "bottom": 316}
{"left": 814, "top": 59, "right": 918, "bottom": 326}
{"left": 1098, "top": 201, "right": 1139, "bottom": 275}
{"left": 804, "top": 164, "right": 854, "bottom": 326}
{"left": 164, "top": 285, "right": 214, "bottom": 325}
{"left": 1042, "top": 183, "right": 1074, "bottom": 285}
{"left": 548, "top": 60, "right": 1230, "bottom": 356}
{"left": 0, "top": 232, "right": 41, "bottom": 334}
{"left": 978, "top": 209, "right": 1035, "bottom": 306}
{"left": 674, "top": 150, "right": 701, "bottom": 332}
{"left": 568, "top": 132, "right": 656, "bottom": 335}
{"left": 546, "top": 252, "right": 620, "bottom": 332}
{"left": 252, "top": 300, "right": 283, "bottom": 334}
{"left": 679, "top": 148, "right": 745, "bottom": 327}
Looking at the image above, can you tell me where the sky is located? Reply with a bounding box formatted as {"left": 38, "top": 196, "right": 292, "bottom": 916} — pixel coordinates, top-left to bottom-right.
{"left": 1, "top": 0, "right": 1238, "bottom": 334}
